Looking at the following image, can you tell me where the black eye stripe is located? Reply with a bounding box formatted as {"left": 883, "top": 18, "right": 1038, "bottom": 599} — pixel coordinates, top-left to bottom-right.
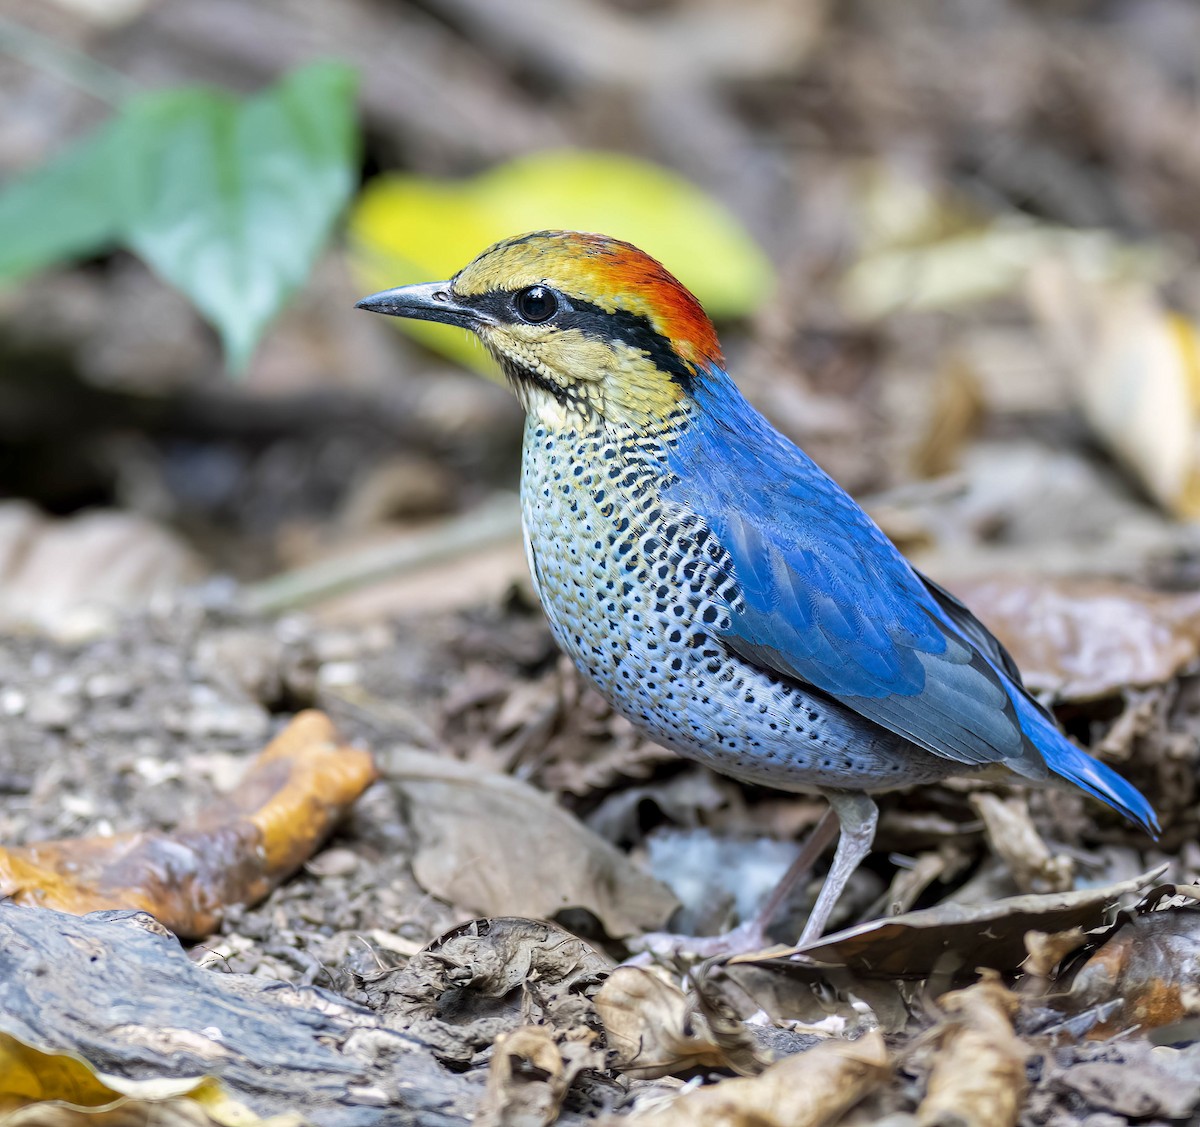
{"left": 460, "top": 289, "right": 697, "bottom": 391}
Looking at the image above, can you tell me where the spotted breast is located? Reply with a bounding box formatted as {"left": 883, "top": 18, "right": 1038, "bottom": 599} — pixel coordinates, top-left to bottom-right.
{"left": 519, "top": 412, "right": 953, "bottom": 794}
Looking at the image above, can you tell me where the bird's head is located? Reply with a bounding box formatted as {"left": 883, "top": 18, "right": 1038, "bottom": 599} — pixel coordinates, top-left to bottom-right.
{"left": 356, "top": 231, "right": 724, "bottom": 429}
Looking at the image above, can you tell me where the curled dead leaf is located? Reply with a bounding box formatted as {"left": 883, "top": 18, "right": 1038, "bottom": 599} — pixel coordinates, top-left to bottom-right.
{"left": 477, "top": 1025, "right": 605, "bottom": 1127}
{"left": 0, "top": 711, "right": 376, "bottom": 937}
{"left": 918, "top": 975, "right": 1027, "bottom": 1127}
{"left": 731, "top": 868, "right": 1163, "bottom": 978}
{"left": 1022, "top": 927, "right": 1087, "bottom": 980}
{"left": 594, "top": 965, "right": 824, "bottom": 1082}
{"left": 594, "top": 966, "right": 732, "bottom": 1080}
{"left": 690, "top": 963, "right": 827, "bottom": 1077}
{"left": 1030, "top": 268, "right": 1200, "bottom": 519}
{"left": 909, "top": 355, "right": 985, "bottom": 479}
{"left": 387, "top": 748, "right": 677, "bottom": 938}
{"left": 970, "top": 793, "right": 1073, "bottom": 894}
{"left": 616, "top": 1029, "right": 889, "bottom": 1127}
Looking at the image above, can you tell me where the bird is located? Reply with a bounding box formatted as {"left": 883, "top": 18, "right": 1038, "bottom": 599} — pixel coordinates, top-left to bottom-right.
{"left": 356, "top": 230, "right": 1159, "bottom": 953}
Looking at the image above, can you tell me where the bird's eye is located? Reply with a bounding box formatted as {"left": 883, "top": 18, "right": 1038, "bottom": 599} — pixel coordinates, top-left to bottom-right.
{"left": 514, "top": 285, "right": 559, "bottom": 324}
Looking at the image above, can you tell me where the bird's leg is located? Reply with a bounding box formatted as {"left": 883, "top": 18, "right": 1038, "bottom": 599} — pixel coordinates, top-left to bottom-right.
{"left": 740, "top": 805, "right": 838, "bottom": 940}
{"left": 626, "top": 806, "right": 839, "bottom": 962}
{"left": 794, "top": 791, "right": 879, "bottom": 949}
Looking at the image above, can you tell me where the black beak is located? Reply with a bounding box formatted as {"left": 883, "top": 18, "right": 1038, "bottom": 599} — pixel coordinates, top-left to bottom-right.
{"left": 354, "top": 281, "right": 478, "bottom": 330}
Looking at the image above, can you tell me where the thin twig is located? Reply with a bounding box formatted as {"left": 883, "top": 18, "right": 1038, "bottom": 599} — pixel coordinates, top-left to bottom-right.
{"left": 243, "top": 493, "right": 522, "bottom": 614}
{"left": 0, "top": 15, "right": 137, "bottom": 107}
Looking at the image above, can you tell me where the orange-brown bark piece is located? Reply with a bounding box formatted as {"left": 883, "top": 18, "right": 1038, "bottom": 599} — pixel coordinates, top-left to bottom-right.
{"left": 1065, "top": 905, "right": 1200, "bottom": 1038}
{"left": 0, "top": 710, "right": 376, "bottom": 938}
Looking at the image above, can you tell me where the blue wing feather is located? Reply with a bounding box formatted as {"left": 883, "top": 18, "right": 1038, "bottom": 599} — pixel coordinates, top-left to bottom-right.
{"left": 668, "top": 370, "right": 1158, "bottom": 835}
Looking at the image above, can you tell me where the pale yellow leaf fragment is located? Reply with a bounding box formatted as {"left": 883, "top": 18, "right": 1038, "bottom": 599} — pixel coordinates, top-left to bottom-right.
{"left": 0, "top": 1032, "right": 300, "bottom": 1127}
{"left": 1030, "top": 265, "right": 1200, "bottom": 520}
{"left": 477, "top": 1026, "right": 603, "bottom": 1127}
{"left": 348, "top": 150, "right": 772, "bottom": 373}
{"left": 616, "top": 1030, "right": 889, "bottom": 1127}
{"left": 917, "top": 976, "right": 1027, "bottom": 1127}
{"left": 593, "top": 966, "right": 731, "bottom": 1080}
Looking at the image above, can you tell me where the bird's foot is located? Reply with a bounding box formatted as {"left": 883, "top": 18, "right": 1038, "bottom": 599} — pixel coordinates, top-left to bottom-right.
{"left": 624, "top": 919, "right": 781, "bottom": 965}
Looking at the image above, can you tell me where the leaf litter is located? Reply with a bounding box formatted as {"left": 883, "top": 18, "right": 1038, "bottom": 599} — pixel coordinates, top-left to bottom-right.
{"left": 0, "top": 568, "right": 1195, "bottom": 1123}
{"left": 1, "top": 578, "right": 1199, "bottom": 1124}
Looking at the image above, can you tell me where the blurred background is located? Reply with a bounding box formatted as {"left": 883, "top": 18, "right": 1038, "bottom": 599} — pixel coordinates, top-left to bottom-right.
{"left": 3, "top": 0, "right": 1200, "bottom": 631}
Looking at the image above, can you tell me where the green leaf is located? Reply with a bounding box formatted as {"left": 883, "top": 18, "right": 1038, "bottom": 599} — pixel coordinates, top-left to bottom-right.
{"left": 347, "top": 150, "right": 773, "bottom": 374}
{"left": 123, "top": 63, "right": 359, "bottom": 370}
{"left": 0, "top": 62, "right": 360, "bottom": 371}
{"left": 0, "top": 125, "right": 125, "bottom": 281}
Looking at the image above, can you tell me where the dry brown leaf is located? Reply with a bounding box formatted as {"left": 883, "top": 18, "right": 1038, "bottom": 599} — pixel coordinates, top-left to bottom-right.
{"left": 1050, "top": 1041, "right": 1200, "bottom": 1118}
{"left": 1022, "top": 927, "right": 1087, "bottom": 980}
{"left": 0, "top": 711, "right": 376, "bottom": 937}
{"left": 0, "top": 502, "right": 203, "bottom": 642}
{"left": 594, "top": 966, "right": 732, "bottom": 1080}
{"left": 477, "top": 1025, "right": 604, "bottom": 1127}
{"left": 615, "top": 1029, "right": 889, "bottom": 1127}
{"left": 388, "top": 749, "right": 677, "bottom": 938}
{"left": 880, "top": 850, "right": 961, "bottom": 917}
{"left": 970, "top": 793, "right": 1074, "bottom": 894}
{"left": 918, "top": 975, "right": 1027, "bottom": 1127}
{"left": 595, "top": 965, "right": 828, "bottom": 1082}
{"left": 732, "top": 868, "right": 1163, "bottom": 978}
{"left": 691, "top": 964, "right": 832, "bottom": 1077}
{"left": 910, "top": 356, "right": 985, "bottom": 479}
{"left": 950, "top": 574, "right": 1200, "bottom": 701}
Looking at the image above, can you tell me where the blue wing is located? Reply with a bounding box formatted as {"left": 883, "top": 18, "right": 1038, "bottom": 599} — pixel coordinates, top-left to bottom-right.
{"left": 668, "top": 374, "right": 1159, "bottom": 837}
{"left": 668, "top": 400, "right": 1046, "bottom": 780}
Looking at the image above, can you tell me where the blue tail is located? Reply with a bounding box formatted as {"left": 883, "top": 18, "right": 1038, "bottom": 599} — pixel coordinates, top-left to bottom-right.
{"left": 1012, "top": 690, "right": 1160, "bottom": 838}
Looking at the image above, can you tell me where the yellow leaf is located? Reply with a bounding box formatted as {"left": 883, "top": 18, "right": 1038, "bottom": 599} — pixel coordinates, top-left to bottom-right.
{"left": 0, "top": 1035, "right": 119, "bottom": 1110}
{"left": 0, "top": 1033, "right": 302, "bottom": 1126}
{"left": 348, "top": 149, "right": 773, "bottom": 374}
